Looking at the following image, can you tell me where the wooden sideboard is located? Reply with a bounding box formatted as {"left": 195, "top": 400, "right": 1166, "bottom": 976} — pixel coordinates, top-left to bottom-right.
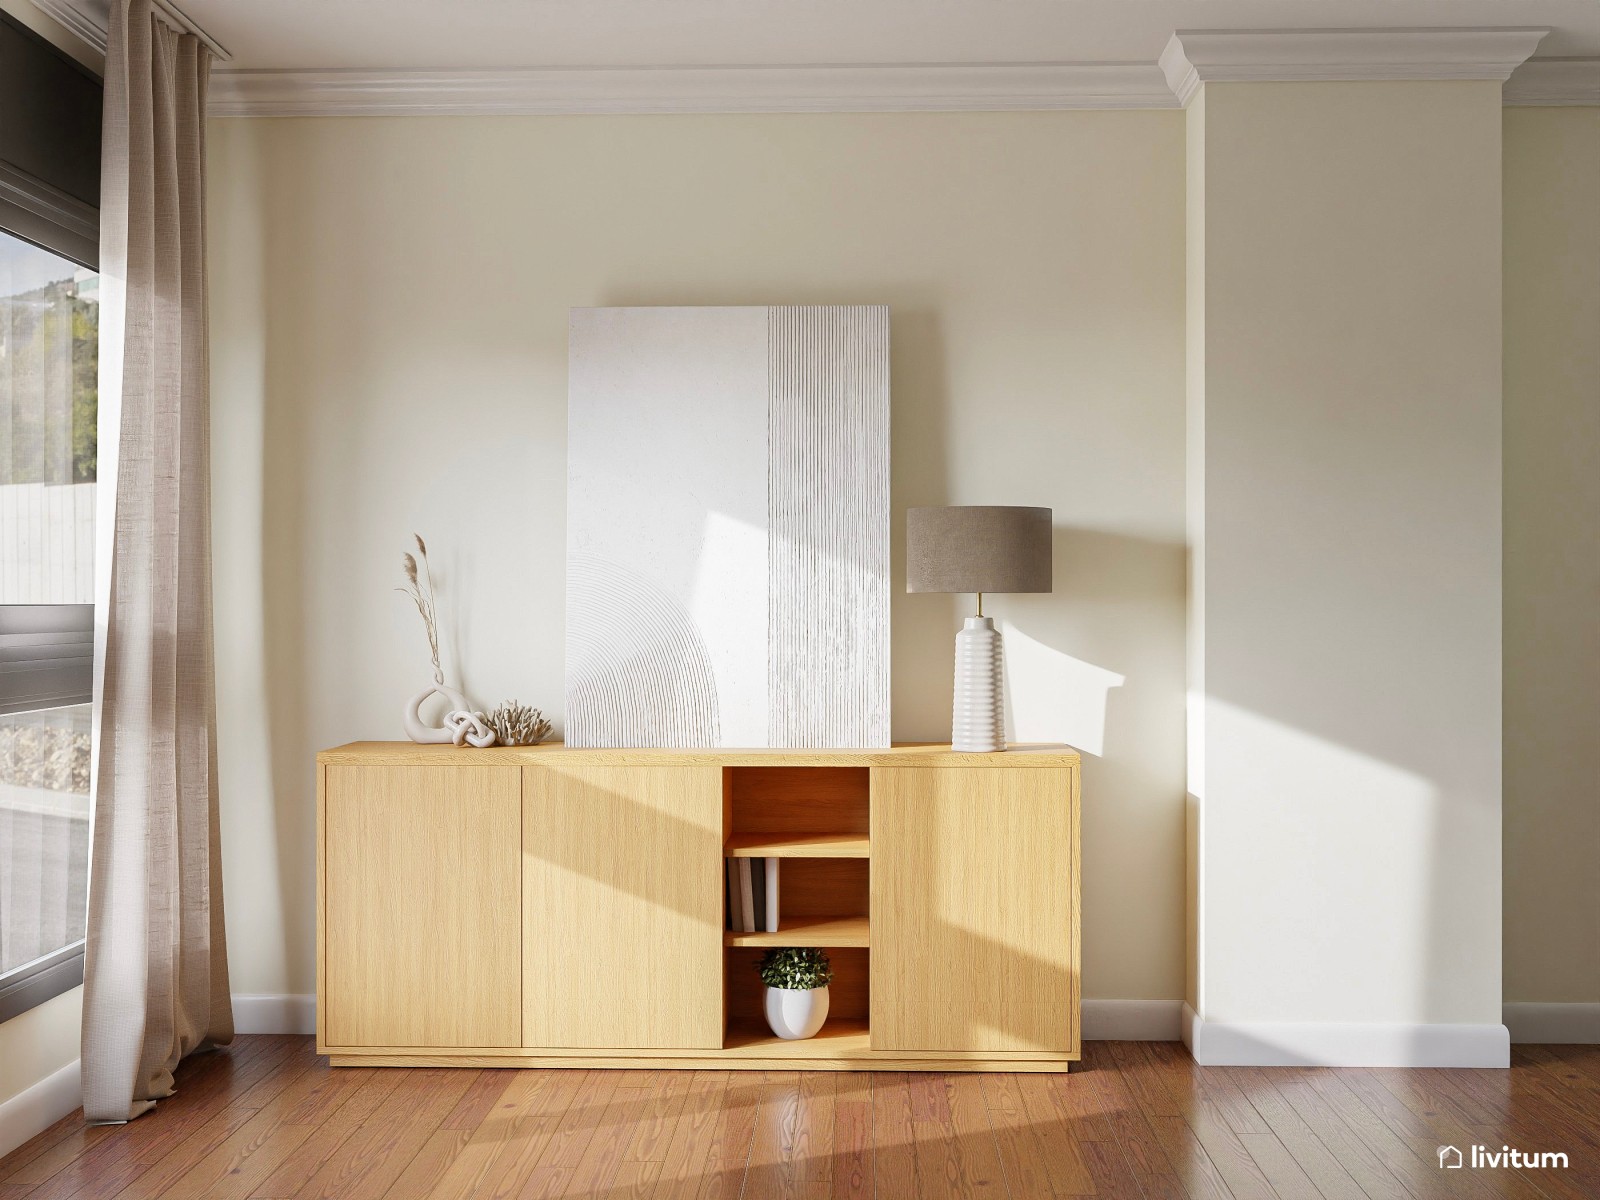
{"left": 316, "top": 742, "right": 1081, "bottom": 1072}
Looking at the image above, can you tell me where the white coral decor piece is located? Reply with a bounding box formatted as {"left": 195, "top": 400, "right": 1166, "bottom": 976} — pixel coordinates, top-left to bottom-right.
{"left": 485, "top": 701, "right": 553, "bottom": 746}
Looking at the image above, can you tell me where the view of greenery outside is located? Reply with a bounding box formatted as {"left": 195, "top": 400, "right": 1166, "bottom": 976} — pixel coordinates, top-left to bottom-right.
{"left": 0, "top": 262, "right": 98, "bottom": 486}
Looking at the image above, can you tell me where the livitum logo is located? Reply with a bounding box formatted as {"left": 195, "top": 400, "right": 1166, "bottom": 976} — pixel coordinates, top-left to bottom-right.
{"left": 1437, "top": 1144, "right": 1570, "bottom": 1170}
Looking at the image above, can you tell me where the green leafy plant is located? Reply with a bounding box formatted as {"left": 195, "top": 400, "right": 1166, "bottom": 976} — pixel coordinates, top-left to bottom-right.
{"left": 758, "top": 947, "right": 833, "bottom": 991}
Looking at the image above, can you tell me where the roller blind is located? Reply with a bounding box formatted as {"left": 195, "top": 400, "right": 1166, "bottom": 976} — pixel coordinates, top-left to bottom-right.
{"left": 0, "top": 12, "right": 100, "bottom": 267}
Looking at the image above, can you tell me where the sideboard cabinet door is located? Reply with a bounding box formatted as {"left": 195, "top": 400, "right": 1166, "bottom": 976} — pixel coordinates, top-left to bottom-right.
{"left": 323, "top": 764, "right": 522, "bottom": 1048}
{"left": 870, "top": 766, "right": 1077, "bottom": 1053}
{"left": 522, "top": 764, "right": 724, "bottom": 1049}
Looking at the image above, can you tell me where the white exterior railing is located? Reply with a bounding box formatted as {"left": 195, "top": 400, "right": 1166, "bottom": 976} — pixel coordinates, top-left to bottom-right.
{"left": 0, "top": 482, "right": 95, "bottom": 604}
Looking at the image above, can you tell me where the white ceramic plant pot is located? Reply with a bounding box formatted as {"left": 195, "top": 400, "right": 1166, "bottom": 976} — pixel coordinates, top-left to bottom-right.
{"left": 764, "top": 985, "right": 829, "bottom": 1040}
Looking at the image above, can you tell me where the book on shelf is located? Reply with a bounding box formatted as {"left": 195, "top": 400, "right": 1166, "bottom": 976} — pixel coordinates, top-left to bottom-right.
{"left": 726, "top": 858, "right": 742, "bottom": 931}
{"left": 738, "top": 857, "right": 756, "bottom": 933}
{"left": 765, "top": 857, "right": 779, "bottom": 933}
{"left": 725, "top": 855, "right": 781, "bottom": 933}
{"left": 749, "top": 856, "right": 765, "bottom": 933}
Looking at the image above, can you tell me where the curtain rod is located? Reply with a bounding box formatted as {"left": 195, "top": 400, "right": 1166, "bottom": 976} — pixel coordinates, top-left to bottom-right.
{"left": 152, "top": 0, "right": 231, "bottom": 62}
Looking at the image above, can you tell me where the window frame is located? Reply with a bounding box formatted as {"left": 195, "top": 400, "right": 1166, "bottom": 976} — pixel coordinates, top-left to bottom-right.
{"left": 1, "top": 10, "right": 102, "bottom": 1023}
{"left": 0, "top": 604, "right": 94, "bottom": 1017}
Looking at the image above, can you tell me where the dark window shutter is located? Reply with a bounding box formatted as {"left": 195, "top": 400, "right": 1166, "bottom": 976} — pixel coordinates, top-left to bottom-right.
{"left": 0, "top": 12, "right": 100, "bottom": 267}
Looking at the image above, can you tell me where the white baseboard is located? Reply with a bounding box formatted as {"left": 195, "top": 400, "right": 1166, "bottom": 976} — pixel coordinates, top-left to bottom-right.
{"left": 0, "top": 1058, "right": 80, "bottom": 1160}
{"left": 1182, "top": 1004, "right": 1510, "bottom": 1067}
{"left": 232, "top": 994, "right": 316, "bottom": 1036}
{"left": 1503, "top": 1003, "right": 1600, "bottom": 1044}
{"left": 1082, "top": 999, "right": 1183, "bottom": 1041}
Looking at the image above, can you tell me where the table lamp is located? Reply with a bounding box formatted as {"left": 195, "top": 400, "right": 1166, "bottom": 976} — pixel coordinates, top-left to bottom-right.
{"left": 906, "top": 506, "right": 1053, "bottom": 752}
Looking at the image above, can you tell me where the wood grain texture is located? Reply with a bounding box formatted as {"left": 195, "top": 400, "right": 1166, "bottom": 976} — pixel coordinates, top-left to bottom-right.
{"left": 329, "top": 1052, "right": 1080, "bottom": 1072}
{"left": 724, "top": 832, "right": 870, "bottom": 857}
{"left": 320, "top": 750, "right": 1078, "bottom": 1071}
{"left": 322, "top": 764, "right": 521, "bottom": 1049}
{"left": 318, "top": 741, "right": 1082, "bottom": 767}
{"left": 730, "top": 765, "right": 870, "bottom": 833}
{"left": 522, "top": 763, "right": 724, "bottom": 1049}
{"left": 725, "top": 915, "right": 868, "bottom": 947}
{"left": 11, "top": 1036, "right": 1600, "bottom": 1199}
{"left": 776, "top": 857, "right": 870, "bottom": 920}
{"left": 870, "top": 765, "right": 1079, "bottom": 1055}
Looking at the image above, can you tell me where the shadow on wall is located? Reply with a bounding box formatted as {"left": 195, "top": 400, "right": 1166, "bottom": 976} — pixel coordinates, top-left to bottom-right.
{"left": 992, "top": 525, "right": 1189, "bottom": 1006}
{"left": 1191, "top": 591, "right": 1495, "bottom": 1033}
{"left": 998, "top": 526, "right": 1188, "bottom": 756}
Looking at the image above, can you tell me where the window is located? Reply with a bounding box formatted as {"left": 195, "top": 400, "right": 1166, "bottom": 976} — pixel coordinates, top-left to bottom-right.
{"left": 0, "top": 9, "right": 100, "bottom": 1023}
{"left": 0, "top": 229, "right": 96, "bottom": 1020}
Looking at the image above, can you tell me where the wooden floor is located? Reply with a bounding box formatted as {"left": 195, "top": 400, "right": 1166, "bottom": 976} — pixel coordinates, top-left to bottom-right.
{"left": 3, "top": 1038, "right": 1598, "bottom": 1199}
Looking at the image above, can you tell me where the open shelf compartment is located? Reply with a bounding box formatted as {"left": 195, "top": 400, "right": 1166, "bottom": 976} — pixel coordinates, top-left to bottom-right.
{"left": 725, "top": 945, "right": 869, "bottom": 1052}
{"left": 722, "top": 766, "right": 873, "bottom": 1050}
{"left": 724, "top": 765, "right": 869, "bottom": 855}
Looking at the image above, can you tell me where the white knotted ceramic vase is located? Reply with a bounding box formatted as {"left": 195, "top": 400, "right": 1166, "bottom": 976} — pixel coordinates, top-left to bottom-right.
{"left": 951, "top": 615, "right": 1004, "bottom": 752}
{"left": 404, "top": 684, "right": 469, "bottom": 743}
{"left": 763, "top": 985, "right": 830, "bottom": 1040}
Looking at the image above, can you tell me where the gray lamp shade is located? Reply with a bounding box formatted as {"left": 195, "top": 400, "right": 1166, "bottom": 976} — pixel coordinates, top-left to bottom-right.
{"left": 905, "top": 506, "right": 1053, "bottom": 594}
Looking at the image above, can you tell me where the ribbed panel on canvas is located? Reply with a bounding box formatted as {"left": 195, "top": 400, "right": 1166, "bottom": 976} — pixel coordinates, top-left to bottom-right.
{"left": 767, "top": 306, "right": 890, "bottom": 748}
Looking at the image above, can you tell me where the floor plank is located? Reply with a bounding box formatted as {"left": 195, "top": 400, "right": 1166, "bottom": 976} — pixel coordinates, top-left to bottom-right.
{"left": 6, "top": 1037, "right": 1600, "bottom": 1200}
{"left": 1228, "top": 1067, "right": 1369, "bottom": 1200}
{"left": 250, "top": 1070, "right": 404, "bottom": 1198}
{"left": 420, "top": 1068, "right": 582, "bottom": 1200}
{"left": 1087, "top": 1044, "right": 1199, "bottom": 1200}
{"left": 7, "top": 1038, "right": 307, "bottom": 1200}
{"left": 284, "top": 1067, "right": 475, "bottom": 1199}
{"left": 656, "top": 1071, "right": 758, "bottom": 1200}
{"left": 982, "top": 1071, "right": 1092, "bottom": 1197}
{"left": 828, "top": 1073, "right": 873, "bottom": 1200}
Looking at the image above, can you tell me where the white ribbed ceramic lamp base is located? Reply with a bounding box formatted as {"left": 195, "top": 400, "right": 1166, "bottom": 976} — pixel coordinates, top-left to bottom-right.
{"left": 951, "top": 616, "right": 1004, "bottom": 752}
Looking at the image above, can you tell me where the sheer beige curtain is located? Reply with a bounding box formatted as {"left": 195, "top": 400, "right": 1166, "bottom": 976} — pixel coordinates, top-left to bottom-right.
{"left": 80, "top": 0, "right": 231, "bottom": 1124}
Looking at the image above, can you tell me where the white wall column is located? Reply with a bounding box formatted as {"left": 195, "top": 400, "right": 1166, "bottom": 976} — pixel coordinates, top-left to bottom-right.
{"left": 1174, "top": 30, "right": 1542, "bottom": 1066}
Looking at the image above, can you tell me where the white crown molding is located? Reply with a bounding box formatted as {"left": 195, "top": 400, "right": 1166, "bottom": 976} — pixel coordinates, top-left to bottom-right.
{"left": 31, "top": 0, "right": 231, "bottom": 61}
{"left": 206, "top": 62, "right": 1178, "bottom": 116}
{"left": 26, "top": 7, "right": 1574, "bottom": 116}
{"left": 1504, "top": 58, "right": 1600, "bottom": 105}
{"left": 29, "top": 0, "right": 107, "bottom": 54}
{"left": 1160, "top": 27, "right": 1549, "bottom": 106}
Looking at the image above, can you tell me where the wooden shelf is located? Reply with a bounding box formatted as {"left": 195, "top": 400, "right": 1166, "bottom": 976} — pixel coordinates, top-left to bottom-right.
{"left": 723, "top": 1019, "right": 870, "bottom": 1057}
{"left": 724, "top": 833, "right": 870, "bottom": 858}
{"left": 724, "top": 915, "right": 868, "bottom": 948}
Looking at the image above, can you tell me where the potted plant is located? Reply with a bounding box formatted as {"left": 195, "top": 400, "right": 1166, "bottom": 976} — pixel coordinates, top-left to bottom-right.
{"left": 758, "top": 947, "right": 833, "bottom": 1040}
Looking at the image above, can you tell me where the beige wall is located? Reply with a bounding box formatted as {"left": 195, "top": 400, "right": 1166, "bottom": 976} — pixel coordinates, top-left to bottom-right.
{"left": 0, "top": 986, "right": 79, "bottom": 1105}
{"left": 206, "top": 111, "right": 1189, "bottom": 1004}
{"left": 1189, "top": 82, "right": 1505, "bottom": 1030}
{"left": 1503, "top": 106, "right": 1600, "bottom": 1008}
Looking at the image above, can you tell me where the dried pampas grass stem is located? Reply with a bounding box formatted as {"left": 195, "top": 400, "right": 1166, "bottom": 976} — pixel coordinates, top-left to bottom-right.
{"left": 397, "top": 533, "right": 444, "bottom": 685}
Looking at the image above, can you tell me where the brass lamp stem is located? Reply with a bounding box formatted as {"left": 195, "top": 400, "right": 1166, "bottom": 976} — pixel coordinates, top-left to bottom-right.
{"left": 976, "top": 591, "right": 984, "bottom": 618}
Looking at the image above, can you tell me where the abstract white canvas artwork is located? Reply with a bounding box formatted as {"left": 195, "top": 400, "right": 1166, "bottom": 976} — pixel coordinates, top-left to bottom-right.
{"left": 566, "top": 305, "right": 889, "bottom": 748}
